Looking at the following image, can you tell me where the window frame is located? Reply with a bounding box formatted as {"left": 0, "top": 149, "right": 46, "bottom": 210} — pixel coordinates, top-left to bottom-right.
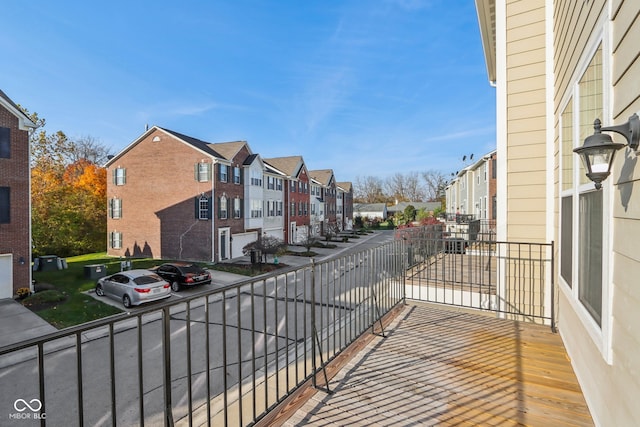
{"left": 0, "top": 187, "right": 10, "bottom": 223}
{"left": 0, "top": 127, "right": 10, "bottom": 159}
{"left": 557, "top": 37, "right": 613, "bottom": 363}
{"left": 113, "top": 167, "right": 126, "bottom": 186}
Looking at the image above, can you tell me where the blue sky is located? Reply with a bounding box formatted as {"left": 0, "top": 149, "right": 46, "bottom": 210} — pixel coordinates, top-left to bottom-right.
{"left": 2, "top": 0, "right": 496, "bottom": 182}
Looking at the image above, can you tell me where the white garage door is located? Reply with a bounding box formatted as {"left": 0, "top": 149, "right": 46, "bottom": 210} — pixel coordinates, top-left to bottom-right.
{"left": 0, "top": 254, "right": 13, "bottom": 299}
{"left": 231, "top": 232, "right": 258, "bottom": 259}
{"left": 264, "top": 228, "right": 284, "bottom": 241}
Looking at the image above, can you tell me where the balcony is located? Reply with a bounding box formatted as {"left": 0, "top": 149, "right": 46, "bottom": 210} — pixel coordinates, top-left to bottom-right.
{"left": 0, "top": 235, "right": 592, "bottom": 426}
{"left": 278, "top": 301, "right": 592, "bottom": 426}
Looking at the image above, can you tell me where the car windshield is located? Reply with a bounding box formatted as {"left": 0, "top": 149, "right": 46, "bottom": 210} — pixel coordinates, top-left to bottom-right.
{"left": 180, "top": 264, "right": 204, "bottom": 274}
{"left": 133, "top": 274, "right": 162, "bottom": 286}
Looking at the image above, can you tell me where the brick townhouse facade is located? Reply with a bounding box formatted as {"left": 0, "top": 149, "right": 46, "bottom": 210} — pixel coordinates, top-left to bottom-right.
{"left": 107, "top": 128, "right": 353, "bottom": 262}
{"left": 0, "top": 89, "right": 36, "bottom": 298}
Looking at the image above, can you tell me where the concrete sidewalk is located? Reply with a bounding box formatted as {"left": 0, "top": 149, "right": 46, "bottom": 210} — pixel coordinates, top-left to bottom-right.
{"left": 0, "top": 299, "right": 57, "bottom": 348}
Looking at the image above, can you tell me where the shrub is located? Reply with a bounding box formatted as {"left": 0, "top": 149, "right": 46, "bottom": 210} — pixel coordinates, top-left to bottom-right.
{"left": 16, "top": 287, "right": 31, "bottom": 299}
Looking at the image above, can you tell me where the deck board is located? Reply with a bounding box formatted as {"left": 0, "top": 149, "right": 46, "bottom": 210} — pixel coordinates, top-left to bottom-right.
{"left": 282, "top": 302, "right": 593, "bottom": 426}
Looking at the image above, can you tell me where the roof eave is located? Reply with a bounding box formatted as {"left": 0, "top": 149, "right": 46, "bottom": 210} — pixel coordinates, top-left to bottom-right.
{"left": 475, "top": 0, "right": 497, "bottom": 85}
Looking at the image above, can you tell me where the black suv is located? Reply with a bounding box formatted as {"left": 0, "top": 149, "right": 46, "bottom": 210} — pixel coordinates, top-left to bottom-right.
{"left": 153, "top": 262, "right": 212, "bottom": 292}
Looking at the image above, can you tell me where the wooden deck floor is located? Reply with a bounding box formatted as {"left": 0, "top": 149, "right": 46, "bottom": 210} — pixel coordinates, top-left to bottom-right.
{"left": 282, "top": 302, "right": 592, "bottom": 426}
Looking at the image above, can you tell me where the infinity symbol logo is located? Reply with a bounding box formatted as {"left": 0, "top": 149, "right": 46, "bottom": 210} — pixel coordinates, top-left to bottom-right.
{"left": 14, "top": 398, "right": 42, "bottom": 412}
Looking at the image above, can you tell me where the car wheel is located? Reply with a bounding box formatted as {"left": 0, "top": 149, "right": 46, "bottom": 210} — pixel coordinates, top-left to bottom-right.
{"left": 171, "top": 281, "right": 180, "bottom": 292}
{"left": 95, "top": 284, "right": 105, "bottom": 296}
{"left": 123, "top": 294, "right": 132, "bottom": 308}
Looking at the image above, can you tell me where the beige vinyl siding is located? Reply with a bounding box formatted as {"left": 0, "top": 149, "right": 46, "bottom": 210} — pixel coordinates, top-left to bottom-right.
{"left": 552, "top": 0, "right": 640, "bottom": 425}
{"left": 609, "top": 1, "right": 640, "bottom": 424}
{"left": 505, "top": 0, "right": 546, "bottom": 243}
{"left": 553, "top": 1, "right": 606, "bottom": 103}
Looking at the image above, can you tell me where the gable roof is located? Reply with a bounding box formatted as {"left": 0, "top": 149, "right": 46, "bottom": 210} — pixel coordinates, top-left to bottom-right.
{"left": 354, "top": 203, "right": 387, "bottom": 213}
{"left": 0, "top": 89, "right": 37, "bottom": 130}
{"left": 309, "top": 169, "right": 334, "bottom": 186}
{"left": 337, "top": 182, "right": 352, "bottom": 192}
{"left": 263, "top": 156, "right": 305, "bottom": 177}
{"left": 209, "top": 140, "right": 250, "bottom": 161}
{"left": 105, "top": 126, "right": 245, "bottom": 167}
{"left": 160, "top": 128, "right": 226, "bottom": 158}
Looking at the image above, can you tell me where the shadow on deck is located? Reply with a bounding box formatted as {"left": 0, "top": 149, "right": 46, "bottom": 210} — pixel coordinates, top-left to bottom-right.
{"left": 279, "top": 301, "right": 592, "bottom": 426}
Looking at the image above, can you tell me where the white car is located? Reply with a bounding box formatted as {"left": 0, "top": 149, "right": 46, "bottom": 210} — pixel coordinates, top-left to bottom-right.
{"left": 96, "top": 269, "right": 171, "bottom": 308}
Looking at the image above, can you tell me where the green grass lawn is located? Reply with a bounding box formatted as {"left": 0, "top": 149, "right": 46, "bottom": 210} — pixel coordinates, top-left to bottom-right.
{"left": 29, "top": 253, "right": 177, "bottom": 329}
{"left": 27, "top": 253, "right": 279, "bottom": 329}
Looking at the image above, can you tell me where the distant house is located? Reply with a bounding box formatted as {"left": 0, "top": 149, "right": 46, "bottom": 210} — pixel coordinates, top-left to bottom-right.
{"left": 263, "top": 162, "right": 286, "bottom": 241}
{"left": 336, "top": 182, "right": 353, "bottom": 231}
{"left": 0, "top": 89, "right": 36, "bottom": 298}
{"left": 445, "top": 150, "right": 497, "bottom": 221}
{"left": 354, "top": 203, "right": 388, "bottom": 221}
{"left": 309, "top": 177, "right": 325, "bottom": 236}
{"left": 387, "top": 202, "right": 441, "bottom": 218}
{"left": 309, "top": 169, "right": 337, "bottom": 232}
{"left": 105, "top": 127, "right": 258, "bottom": 262}
{"left": 263, "top": 156, "right": 310, "bottom": 244}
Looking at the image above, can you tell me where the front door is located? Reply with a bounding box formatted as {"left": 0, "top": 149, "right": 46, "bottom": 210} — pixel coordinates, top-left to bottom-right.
{"left": 290, "top": 222, "right": 296, "bottom": 244}
{"left": 0, "top": 254, "right": 12, "bottom": 299}
{"left": 220, "top": 230, "right": 227, "bottom": 260}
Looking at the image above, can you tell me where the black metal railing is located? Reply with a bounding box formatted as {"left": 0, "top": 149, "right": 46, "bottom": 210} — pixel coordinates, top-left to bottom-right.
{"left": 403, "top": 235, "right": 555, "bottom": 330}
{"left": 0, "top": 240, "right": 406, "bottom": 427}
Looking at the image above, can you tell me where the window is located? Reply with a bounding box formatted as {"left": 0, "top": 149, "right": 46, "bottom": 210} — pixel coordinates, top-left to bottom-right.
{"left": 0, "top": 127, "right": 10, "bottom": 158}
{"left": 276, "top": 179, "right": 283, "bottom": 191}
{"left": 559, "top": 44, "right": 607, "bottom": 336}
{"left": 277, "top": 201, "right": 283, "bottom": 216}
{"left": 251, "top": 170, "right": 262, "bottom": 186}
{"left": 251, "top": 200, "right": 263, "bottom": 218}
{"left": 233, "top": 198, "right": 242, "bottom": 218}
{"left": 219, "top": 164, "right": 228, "bottom": 182}
{"left": 579, "top": 191, "right": 603, "bottom": 325}
{"left": 218, "top": 196, "right": 228, "bottom": 219}
{"left": 233, "top": 167, "right": 241, "bottom": 184}
{"left": 290, "top": 181, "right": 296, "bottom": 192}
{"left": 576, "top": 45, "right": 603, "bottom": 323}
{"left": 110, "top": 231, "right": 122, "bottom": 249}
{"left": 109, "top": 198, "right": 122, "bottom": 219}
{"left": 195, "top": 163, "right": 211, "bottom": 182}
{"left": 290, "top": 202, "right": 295, "bottom": 216}
{"left": 0, "top": 187, "right": 9, "bottom": 223}
{"left": 195, "top": 195, "right": 211, "bottom": 220}
{"left": 113, "top": 168, "right": 126, "bottom": 185}
{"left": 267, "top": 176, "right": 275, "bottom": 190}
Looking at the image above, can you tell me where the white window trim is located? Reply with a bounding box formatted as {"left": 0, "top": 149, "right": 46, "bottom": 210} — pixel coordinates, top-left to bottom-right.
{"left": 557, "top": 29, "right": 613, "bottom": 364}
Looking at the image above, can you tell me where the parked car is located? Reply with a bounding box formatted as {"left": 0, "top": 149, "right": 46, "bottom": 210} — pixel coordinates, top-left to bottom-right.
{"left": 95, "top": 269, "right": 171, "bottom": 308}
{"left": 152, "top": 262, "right": 212, "bottom": 291}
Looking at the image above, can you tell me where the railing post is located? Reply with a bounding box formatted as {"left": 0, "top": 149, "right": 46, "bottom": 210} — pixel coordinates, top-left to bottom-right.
{"left": 311, "top": 258, "right": 317, "bottom": 388}
{"left": 550, "top": 241, "right": 557, "bottom": 333}
{"left": 162, "top": 306, "right": 174, "bottom": 426}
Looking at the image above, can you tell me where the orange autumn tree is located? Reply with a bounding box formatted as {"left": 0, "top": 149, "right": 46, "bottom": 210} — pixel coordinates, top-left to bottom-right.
{"left": 23, "top": 108, "right": 109, "bottom": 257}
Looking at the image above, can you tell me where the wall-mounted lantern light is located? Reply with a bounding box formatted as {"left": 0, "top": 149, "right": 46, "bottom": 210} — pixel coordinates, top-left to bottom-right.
{"left": 574, "top": 113, "right": 640, "bottom": 189}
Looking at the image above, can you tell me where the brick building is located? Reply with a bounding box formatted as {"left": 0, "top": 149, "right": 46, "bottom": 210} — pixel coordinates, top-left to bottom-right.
{"left": 0, "top": 89, "right": 36, "bottom": 298}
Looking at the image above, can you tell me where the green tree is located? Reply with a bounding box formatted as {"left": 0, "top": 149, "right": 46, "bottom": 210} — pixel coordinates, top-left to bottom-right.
{"left": 404, "top": 205, "right": 416, "bottom": 222}
{"left": 22, "top": 108, "right": 108, "bottom": 257}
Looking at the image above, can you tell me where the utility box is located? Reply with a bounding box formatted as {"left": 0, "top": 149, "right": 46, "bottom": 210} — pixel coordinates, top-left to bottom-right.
{"left": 84, "top": 264, "right": 107, "bottom": 280}
{"left": 37, "top": 255, "right": 60, "bottom": 272}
